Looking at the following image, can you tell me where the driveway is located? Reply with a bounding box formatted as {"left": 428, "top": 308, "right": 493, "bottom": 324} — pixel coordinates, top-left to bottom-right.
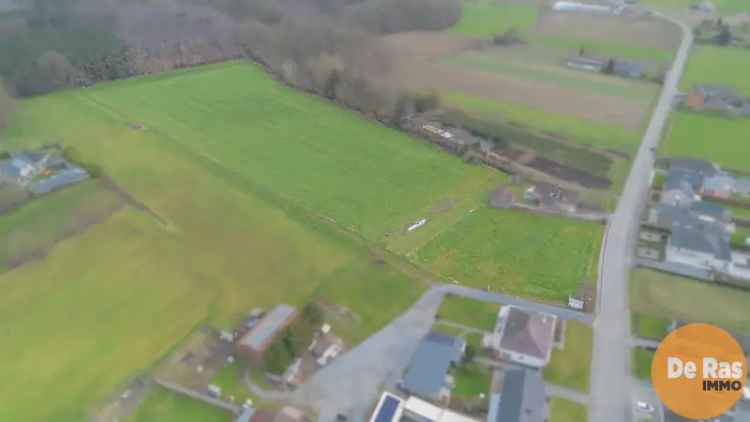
{"left": 588, "top": 13, "right": 693, "bottom": 422}
{"left": 290, "top": 284, "right": 591, "bottom": 422}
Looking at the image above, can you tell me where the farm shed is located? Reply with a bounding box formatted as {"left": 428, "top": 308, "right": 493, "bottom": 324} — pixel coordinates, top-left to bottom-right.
{"left": 565, "top": 56, "right": 606, "bottom": 72}
{"left": 237, "top": 304, "right": 298, "bottom": 364}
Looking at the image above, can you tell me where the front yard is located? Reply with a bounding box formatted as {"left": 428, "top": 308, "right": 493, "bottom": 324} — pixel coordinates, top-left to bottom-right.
{"left": 543, "top": 321, "right": 593, "bottom": 392}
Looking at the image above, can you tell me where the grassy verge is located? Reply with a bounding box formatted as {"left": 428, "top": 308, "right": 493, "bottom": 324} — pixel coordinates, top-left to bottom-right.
{"left": 544, "top": 321, "right": 593, "bottom": 392}
{"left": 453, "top": 362, "right": 491, "bottom": 397}
{"left": 632, "top": 348, "right": 655, "bottom": 382}
{"left": 437, "top": 294, "right": 499, "bottom": 331}
{"left": 632, "top": 313, "right": 671, "bottom": 340}
{"left": 450, "top": 0, "right": 538, "bottom": 37}
{"left": 549, "top": 397, "right": 588, "bottom": 422}
{"left": 630, "top": 268, "right": 750, "bottom": 334}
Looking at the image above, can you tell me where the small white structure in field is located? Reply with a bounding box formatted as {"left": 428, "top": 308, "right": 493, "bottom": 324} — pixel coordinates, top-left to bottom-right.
{"left": 408, "top": 218, "right": 427, "bottom": 232}
{"left": 321, "top": 323, "right": 331, "bottom": 334}
{"left": 207, "top": 384, "right": 221, "bottom": 398}
{"left": 422, "top": 124, "right": 454, "bottom": 139}
{"left": 317, "top": 344, "right": 343, "bottom": 367}
{"left": 553, "top": 1, "right": 614, "bottom": 14}
{"left": 220, "top": 330, "right": 235, "bottom": 342}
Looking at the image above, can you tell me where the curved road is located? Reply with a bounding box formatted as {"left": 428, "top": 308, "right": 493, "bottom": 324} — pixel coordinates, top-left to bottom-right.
{"left": 588, "top": 13, "right": 693, "bottom": 422}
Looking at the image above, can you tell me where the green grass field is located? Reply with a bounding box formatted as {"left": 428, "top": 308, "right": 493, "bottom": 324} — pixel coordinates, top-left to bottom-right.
{"left": 632, "top": 313, "right": 671, "bottom": 340}
{"left": 661, "top": 111, "right": 750, "bottom": 172}
{"left": 530, "top": 32, "right": 675, "bottom": 63}
{"left": 0, "top": 180, "right": 121, "bottom": 271}
{"left": 128, "top": 386, "right": 232, "bottom": 422}
{"left": 417, "top": 208, "right": 603, "bottom": 303}
{"left": 544, "top": 321, "right": 593, "bottom": 392}
{"left": 437, "top": 294, "right": 499, "bottom": 331}
{"left": 643, "top": 0, "right": 750, "bottom": 14}
{"left": 631, "top": 268, "right": 750, "bottom": 334}
{"left": 0, "top": 61, "right": 499, "bottom": 421}
{"left": 632, "top": 348, "right": 655, "bottom": 382}
{"left": 681, "top": 46, "right": 750, "bottom": 95}
{"left": 549, "top": 397, "right": 588, "bottom": 422}
{"left": 211, "top": 362, "right": 253, "bottom": 404}
{"left": 450, "top": 0, "right": 538, "bottom": 37}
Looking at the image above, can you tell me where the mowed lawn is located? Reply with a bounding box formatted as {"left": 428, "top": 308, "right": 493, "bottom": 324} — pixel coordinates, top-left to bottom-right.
{"left": 128, "top": 386, "right": 232, "bottom": 422}
{"left": 681, "top": 46, "right": 750, "bottom": 95}
{"left": 643, "top": 0, "right": 750, "bottom": 14}
{"left": 661, "top": 111, "right": 750, "bottom": 172}
{"left": 630, "top": 268, "right": 750, "bottom": 334}
{"left": 0, "top": 61, "right": 494, "bottom": 421}
{"left": 544, "top": 321, "right": 593, "bottom": 392}
{"left": 416, "top": 208, "right": 603, "bottom": 302}
{"left": 450, "top": 0, "right": 538, "bottom": 37}
{"left": 549, "top": 397, "right": 588, "bottom": 422}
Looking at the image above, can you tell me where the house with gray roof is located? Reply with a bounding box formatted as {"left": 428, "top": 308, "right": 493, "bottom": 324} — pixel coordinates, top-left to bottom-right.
{"left": 665, "top": 217, "right": 732, "bottom": 274}
{"left": 669, "top": 158, "right": 719, "bottom": 178}
{"left": 489, "top": 368, "right": 546, "bottom": 422}
{"left": 690, "top": 201, "right": 733, "bottom": 231}
{"left": 646, "top": 203, "right": 693, "bottom": 231}
{"left": 664, "top": 407, "right": 734, "bottom": 422}
{"left": 661, "top": 169, "right": 702, "bottom": 208}
{"left": 401, "top": 332, "right": 466, "bottom": 403}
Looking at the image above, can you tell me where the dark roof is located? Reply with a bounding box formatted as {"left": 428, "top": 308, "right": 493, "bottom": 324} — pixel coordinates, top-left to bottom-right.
{"left": 613, "top": 60, "right": 645, "bottom": 77}
{"left": 402, "top": 332, "right": 465, "bottom": 398}
{"left": 695, "top": 84, "right": 740, "bottom": 100}
{"left": 495, "top": 368, "right": 546, "bottom": 422}
{"left": 373, "top": 394, "right": 402, "bottom": 422}
{"left": 237, "top": 407, "right": 257, "bottom": 422}
{"left": 499, "top": 307, "right": 557, "bottom": 361}
{"left": 664, "top": 169, "right": 704, "bottom": 192}
{"left": 670, "top": 218, "right": 731, "bottom": 261}
{"left": 652, "top": 204, "right": 693, "bottom": 231}
{"left": 690, "top": 201, "right": 732, "bottom": 222}
{"left": 251, "top": 410, "right": 278, "bottom": 422}
{"left": 669, "top": 158, "right": 718, "bottom": 177}
{"left": 663, "top": 406, "right": 734, "bottom": 422}
{"left": 567, "top": 56, "right": 606, "bottom": 67}
{"left": 238, "top": 304, "right": 297, "bottom": 352}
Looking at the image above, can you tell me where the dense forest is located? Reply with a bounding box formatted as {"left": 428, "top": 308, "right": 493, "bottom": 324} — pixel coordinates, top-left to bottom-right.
{"left": 0, "top": 0, "right": 461, "bottom": 125}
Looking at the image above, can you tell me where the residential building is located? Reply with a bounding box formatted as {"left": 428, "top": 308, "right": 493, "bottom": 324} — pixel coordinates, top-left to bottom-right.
{"left": 665, "top": 217, "right": 732, "bottom": 274}
{"left": 690, "top": 201, "right": 733, "bottom": 232}
{"left": 370, "top": 393, "right": 405, "bottom": 422}
{"left": 487, "top": 368, "right": 547, "bottom": 422}
{"left": 664, "top": 406, "right": 733, "bottom": 422}
{"left": 401, "top": 332, "right": 466, "bottom": 402}
{"left": 669, "top": 158, "right": 719, "bottom": 178}
{"left": 646, "top": 203, "right": 692, "bottom": 231}
{"left": 613, "top": 60, "right": 645, "bottom": 79}
{"left": 685, "top": 85, "right": 750, "bottom": 114}
{"left": 553, "top": 1, "right": 614, "bottom": 14}
{"left": 237, "top": 304, "right": 298, "bottom": 364}
{"left": 661, "top": 169, "right": 702, "bottom": 207}
{"left": 703, "top": 172, "right": 737, "bottom": 199}
{"left": 484, "top": 306, "right": 557, "bottom": 368}
{"left": 274, "top": 407, "right": 309, "bottom": 422}
{"left": 402, "top": 396, "right": 478, "bottom": 422}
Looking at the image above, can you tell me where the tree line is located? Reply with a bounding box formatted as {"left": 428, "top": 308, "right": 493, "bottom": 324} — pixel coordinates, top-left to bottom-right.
{"left": 0, "top": 0, "right": 462, "bottom": 129}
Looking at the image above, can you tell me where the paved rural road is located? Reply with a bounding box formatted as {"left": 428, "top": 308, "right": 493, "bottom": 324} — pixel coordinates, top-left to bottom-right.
{"left": 293, "top": 283, "right": 590, "bottom": 422}
{"left": 588, "top": 13, "right": 693, "bottom": 422}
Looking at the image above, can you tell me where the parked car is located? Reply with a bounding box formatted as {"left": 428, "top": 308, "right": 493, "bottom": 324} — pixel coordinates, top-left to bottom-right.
{"left": 636, "top": 401, "right": 655, "bottom": 413}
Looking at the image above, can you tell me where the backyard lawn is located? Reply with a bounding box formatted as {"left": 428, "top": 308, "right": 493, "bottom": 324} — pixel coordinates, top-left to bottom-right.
{"left": 544, "top": 321, "right": 593, "bottom": 392}
{"left": 643, "top": 0, "right": 750, "bottom": 14}
{"left": 632, "top": 348, "right": 655, "bottom": 382}
{"left": 661, "top": 111, "right": 750, "bottom": 172}
{"left": 210, "top": 362, "right": 253, "bottom": 405}
{"left": 549, "top": 397, "right": 588, "bottom": 422}
{"left": 632, "top": 313, "right": 671, "bottom": 340}
{"left": 437, "top": 294, "right": 499, "bottom": 331}
{"left": 681, "top": 46, "right": 750, "bottom": 95}
{"left": 631, "top": 268, "right": 750, "bottom": 334}
{"left": 417, "top": 208, "right": 603, "bottom": 303}
{"left": 453, "top": 362, "right": 492, "bottom": 397}
{"left": 128, "top": 386, "right": 231, "bottom": 422}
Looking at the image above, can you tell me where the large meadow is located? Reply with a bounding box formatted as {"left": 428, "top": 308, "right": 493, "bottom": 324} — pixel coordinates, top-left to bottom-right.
{"left": 0, "top": 60, "right": 605, "bottom": 420}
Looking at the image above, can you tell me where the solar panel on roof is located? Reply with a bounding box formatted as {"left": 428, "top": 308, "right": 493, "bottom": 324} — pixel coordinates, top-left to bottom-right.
{"left": 375, "top": 396, "right": 400, "bottom": 422}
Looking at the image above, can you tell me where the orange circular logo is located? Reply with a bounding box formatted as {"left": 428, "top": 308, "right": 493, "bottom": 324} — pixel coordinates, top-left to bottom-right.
{"left": 652, "top": 323, "right": 747, "bottom": 420}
